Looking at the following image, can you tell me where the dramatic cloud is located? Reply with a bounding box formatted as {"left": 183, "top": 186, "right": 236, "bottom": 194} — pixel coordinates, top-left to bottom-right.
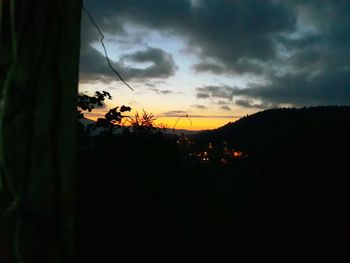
{"left": 80, "top": 47, "right": 178, "bottom": 81}
{"left": 196, "top": 67, "right": 350, "bottom": 107}
{"left": 79, "top": 8, "right": 178, "bottom": 83}
{"left": 83, "top": 0, "right": 296, "bottom": 73}
{"left": 192, "top": 62, "right": 224, "bottom": 74}
{"left": 81, "top": 0, "right": 350, "bottom": 108}
{"left": 242, "top": 69, "right": 350, "bottom": 106}
{"left": 121, "top": 48, "right": 178, "bottom": 79}
{"left": 196, "top": 86, "right": 238, "bottom": 100}
{"left": 79, "top": 44, "right": 113, "bottom": 83}
{"left": 234, "top": 99, "right": 273, "bottom": 109}
{"left": 79, "top": 46, "right": 178, "bottom": 83}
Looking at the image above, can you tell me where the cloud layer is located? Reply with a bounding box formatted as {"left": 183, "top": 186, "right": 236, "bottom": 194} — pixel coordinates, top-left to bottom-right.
{"left": 79, "top": 44, "right": 178, "bottom": 83}
{"left": 81, "top": 0, "right": 350, "bottom": 108}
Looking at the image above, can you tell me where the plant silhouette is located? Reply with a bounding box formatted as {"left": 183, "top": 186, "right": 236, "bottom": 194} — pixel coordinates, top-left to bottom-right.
{"left": 78, "top": 90, "right": 132, "bottom": 132}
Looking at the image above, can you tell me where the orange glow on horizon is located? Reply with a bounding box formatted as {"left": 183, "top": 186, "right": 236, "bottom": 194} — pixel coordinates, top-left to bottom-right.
{"left": 82, "top": 110, "right": 239, "bottom": 131}
{"left": 153, "top": 116, "right": 239, "bottom": 131}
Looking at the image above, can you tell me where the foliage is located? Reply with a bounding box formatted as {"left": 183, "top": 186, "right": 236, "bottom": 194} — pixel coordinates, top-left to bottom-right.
{"left": 127, "top": 110, "right": 156, "bottom": 127}
{"left": 77, "top": 91, "right": 112, "bottom": 117}
{"left": 78, "top": 91, "right": 132, "bottom": 132}
{"left": 95, "top": 106, "right": 132, "bottom": 128}
{"left": 124, "top": 110, "right": 166, "bottom": 135}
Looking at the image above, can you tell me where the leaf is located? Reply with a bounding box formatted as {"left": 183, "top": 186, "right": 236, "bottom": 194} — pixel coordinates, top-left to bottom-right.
{"left": 120, "top": 105, "right": 132, "bottom": 112}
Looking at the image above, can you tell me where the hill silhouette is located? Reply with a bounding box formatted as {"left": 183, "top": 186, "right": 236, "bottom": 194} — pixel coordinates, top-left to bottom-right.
{"left": 191, "top": 106, "right": 350, "bottom": 258}
{"left": 194, "top": 106, "right": 350, "bottom": 160}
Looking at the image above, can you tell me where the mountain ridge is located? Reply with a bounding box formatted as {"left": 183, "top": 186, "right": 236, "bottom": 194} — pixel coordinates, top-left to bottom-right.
{"left": 193, "top": 106, "right": 350, "bottom": 159}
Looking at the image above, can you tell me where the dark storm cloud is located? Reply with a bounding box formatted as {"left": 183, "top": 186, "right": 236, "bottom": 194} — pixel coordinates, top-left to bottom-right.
{"left": 79, "top": 46, "right": 178, "bottom": 83}
{"left": 197, "top": 67, "right": 350, "bottom": 107}
{"left": 79, "top": 45, "right": 114, "bottom": 83}
{"left": 196, "top": 86, "right": 238, "bottom": 100}
{"left": 243, "top": 69, "right": 350, "bottom": 106}
{"left": 192, "top": 62, "right": 224, "bottom": 74}
{"left": 192, "top": 1, "right": 350, "bottom": 107}
{"left": 80, "top": 7, "right": 178, "bottom": 83}
{"left": 81, "top": 0, "right": 350, "bottom": 106}
{"left": 235, "top": 99, "right": 273, "bottom": 109}
{"left": 83, "top": 0, "right": 295, "bottom": 74}
{"left": 121, "top": 48, "right": 178, "bottom": 79}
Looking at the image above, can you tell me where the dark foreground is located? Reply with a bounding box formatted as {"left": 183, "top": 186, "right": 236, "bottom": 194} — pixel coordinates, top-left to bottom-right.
{"left": 78, "top": 129, "right": 350, "bottom": 262}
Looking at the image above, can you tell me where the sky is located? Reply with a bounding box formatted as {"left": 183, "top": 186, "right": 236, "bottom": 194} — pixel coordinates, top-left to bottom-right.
{"left": 79, "top": 0, "right": 350, "bottom": 130}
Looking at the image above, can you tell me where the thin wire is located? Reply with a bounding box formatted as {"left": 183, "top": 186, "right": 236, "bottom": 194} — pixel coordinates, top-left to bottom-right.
{"left": 82, "top": 5, "right": 134, "bottom": 91}
{"left": 173, "top": 114, "right": 192, "bottom": 131}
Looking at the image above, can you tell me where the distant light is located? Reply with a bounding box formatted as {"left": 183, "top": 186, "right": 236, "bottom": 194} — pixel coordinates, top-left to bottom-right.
{"left": 220, "top": 158, "right": 229, "bottom": 165}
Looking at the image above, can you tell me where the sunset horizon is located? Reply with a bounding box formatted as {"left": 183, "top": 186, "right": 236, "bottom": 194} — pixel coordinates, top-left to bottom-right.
{"left": 2, "top": 1, "right": 349, "bottom": 261}
{"left": 79, "top": 1, "right": 350, "bottom": 130}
